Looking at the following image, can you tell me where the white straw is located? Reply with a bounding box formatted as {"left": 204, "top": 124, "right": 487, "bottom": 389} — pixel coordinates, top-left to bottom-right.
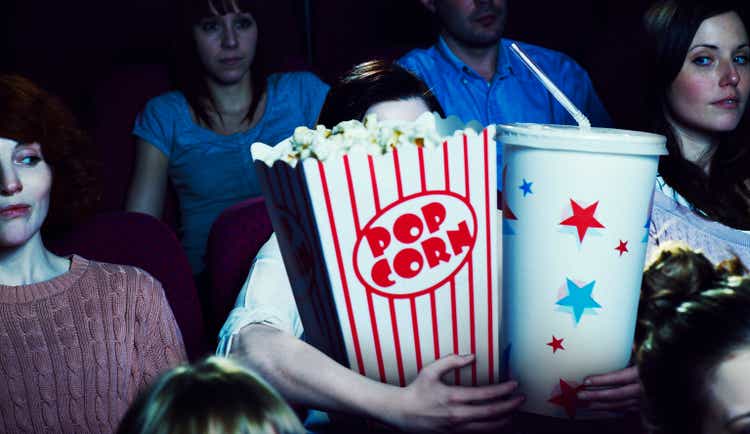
{"left": 509, "top": 42, "right": 591, "bottom": 129}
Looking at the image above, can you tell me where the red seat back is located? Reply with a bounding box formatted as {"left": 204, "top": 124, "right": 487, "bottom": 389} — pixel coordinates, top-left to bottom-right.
{"left": 92, "top": 64, "right": 180, "bottom": 228}
{"left": 47, "top": 211, "right": 208, "bottom": 361}
{"left": 205, "top": 197, "right": 274, "bottom": 338}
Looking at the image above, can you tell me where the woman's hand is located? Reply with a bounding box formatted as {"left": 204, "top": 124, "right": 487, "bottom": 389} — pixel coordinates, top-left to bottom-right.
{"left": 232, "top": 326, "right": 523, "bottom": 433}
{"left": 385, "top": 354, "right": 524, "bottom": 433}
{"left": 577, "top": 365, "right": 641, "bottom": 412}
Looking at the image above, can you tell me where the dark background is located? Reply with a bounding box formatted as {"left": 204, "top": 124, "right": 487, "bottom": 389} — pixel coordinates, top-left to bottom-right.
{"left": 1, "top": 0, "right": 659, "bottom": 214}
{"left": 0, "top": 0, "right": 665, "bottom": 349}
{"left": 2, "top": 0, "right": 655, "bottom": 129}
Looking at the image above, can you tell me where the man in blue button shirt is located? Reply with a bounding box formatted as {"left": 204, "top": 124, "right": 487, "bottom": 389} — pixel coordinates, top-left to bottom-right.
{"left": 398, "top": 0, "right": 613, "bottom": 190}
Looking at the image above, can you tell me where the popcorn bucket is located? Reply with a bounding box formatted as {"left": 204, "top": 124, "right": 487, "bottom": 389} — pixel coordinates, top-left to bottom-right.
{"left": 252, "top": 117, "right": 499, "bottom": 386}
{"left": 498, "top": 124, "right": 666, "bottom": 418}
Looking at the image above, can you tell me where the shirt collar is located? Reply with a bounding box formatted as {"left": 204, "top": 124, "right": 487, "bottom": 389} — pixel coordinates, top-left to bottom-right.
{"left": 436, "top": 36, "right": 513, "bottom": 80}
{"left": 495, "top": 39, "right": 513, "bottom": 78}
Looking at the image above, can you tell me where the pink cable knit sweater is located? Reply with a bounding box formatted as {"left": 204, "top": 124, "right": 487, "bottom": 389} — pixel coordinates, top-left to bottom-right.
{"left": 0, "top": 255, "right": 187, "bottom": 434}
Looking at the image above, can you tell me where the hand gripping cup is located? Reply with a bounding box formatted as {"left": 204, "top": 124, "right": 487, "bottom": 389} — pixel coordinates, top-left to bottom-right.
{"left": 498, "top": 124, "right": 666, "bottom": 419}
{"left": 252, "top": 114, "right": 500, "bottom": 387}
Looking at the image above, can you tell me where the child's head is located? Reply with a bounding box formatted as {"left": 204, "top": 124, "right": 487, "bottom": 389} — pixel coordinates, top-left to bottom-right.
{"left": 636, "top": 242, "right": 750, "bottom": 434}
{"left": 117, "top": 357, "right": 305, "bottom": 434}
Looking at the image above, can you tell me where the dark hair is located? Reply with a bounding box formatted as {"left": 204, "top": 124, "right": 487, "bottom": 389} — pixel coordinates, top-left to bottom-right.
{"left": 316, "top": 60, "right": 445, "bottom": 127}
{"left": 0, "top": 74, "right": 100, "bottom": 235}
{"left": 644, "top": 0, "right": 750, "bottom": 228}
{"left": 117, "top": 356, "right": 305, "bottom": 434}
{"left": 174, "top": 0, "right": 269, "bottom": 130}
{"left": 636, "top": 242, "right": 750, "bottom": 434}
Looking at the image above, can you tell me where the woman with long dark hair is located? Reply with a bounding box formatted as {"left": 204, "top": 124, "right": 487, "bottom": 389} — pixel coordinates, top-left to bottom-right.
{"left": 642, "top": 0, "right": 750, "bottom": 260}
{"left": 576, "top": 0, "right": 749, "bottom": 419}
{"left": 127, "top": 0, "right": 329, "bottom": 274}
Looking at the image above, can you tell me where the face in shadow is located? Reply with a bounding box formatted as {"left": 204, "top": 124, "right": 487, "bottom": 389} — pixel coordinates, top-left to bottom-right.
{"left": 703, "top": 349, "right": 750, "bottom": 434}
{"left": 193, "top": 7, "right": 258, "bottom": 86}
{"left": 364, "top": 97, "right": 432, "bottom": 122}
{"left": 0, "top": 138, "right": 52, "bottom": 248}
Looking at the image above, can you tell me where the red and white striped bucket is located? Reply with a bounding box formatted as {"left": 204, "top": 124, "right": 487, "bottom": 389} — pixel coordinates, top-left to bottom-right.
{"left": 253, "top": 123, "right": 499, "bottom": 386}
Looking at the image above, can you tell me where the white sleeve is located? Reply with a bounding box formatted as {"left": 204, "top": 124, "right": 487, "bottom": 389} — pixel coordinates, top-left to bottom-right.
{"left": 217, "top": 234, "right": 304, "bottom": 356}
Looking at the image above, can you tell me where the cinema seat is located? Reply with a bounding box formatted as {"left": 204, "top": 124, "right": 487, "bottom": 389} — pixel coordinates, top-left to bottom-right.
{"left": 47, "top": 211, "right": 209, "bottom": 361}
{"left": 204, "top": 197, "right": 274, "bottom": 340}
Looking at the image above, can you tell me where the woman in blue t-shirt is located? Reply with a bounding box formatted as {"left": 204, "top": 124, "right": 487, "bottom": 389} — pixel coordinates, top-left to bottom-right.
{"left": 127, "top": 0, "right": 329, "bottom": 274}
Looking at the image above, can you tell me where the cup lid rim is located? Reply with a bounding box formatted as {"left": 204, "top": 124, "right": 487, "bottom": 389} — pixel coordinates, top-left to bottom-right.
{"left": 497, "top": 123, "right": 668, "bottom": 156}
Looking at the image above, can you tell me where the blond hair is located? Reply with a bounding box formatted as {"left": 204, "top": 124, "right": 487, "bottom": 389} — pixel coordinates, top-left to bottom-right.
{"left": 117, "top": 356, "right": 305, "bottom": 434}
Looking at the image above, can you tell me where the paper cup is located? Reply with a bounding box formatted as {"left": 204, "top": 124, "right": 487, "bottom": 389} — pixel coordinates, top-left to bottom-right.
{"left": 498, "top": 124, "right": 666, "bottom": 419}
{"left": 252, "top": 119, "right": 499, "bottom": 386}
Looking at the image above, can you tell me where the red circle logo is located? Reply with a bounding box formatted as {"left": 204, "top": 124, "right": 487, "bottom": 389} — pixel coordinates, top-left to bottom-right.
{"left": 353, "top": 192, "right": 477, "bottom": 298}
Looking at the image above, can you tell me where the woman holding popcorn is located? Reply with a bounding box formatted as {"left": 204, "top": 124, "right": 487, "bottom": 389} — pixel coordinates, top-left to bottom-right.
{"left": 219, "top": 60, "right": 526, "bottom": 433}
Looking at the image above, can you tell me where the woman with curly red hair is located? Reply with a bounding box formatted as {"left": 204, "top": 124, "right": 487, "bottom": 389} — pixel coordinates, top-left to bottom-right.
{"left": 0, "top": 75, "right": 187, "bottom": 434}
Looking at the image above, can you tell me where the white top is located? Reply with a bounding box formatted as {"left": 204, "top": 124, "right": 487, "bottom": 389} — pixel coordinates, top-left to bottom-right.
{"left": 652, "top": 175, "right": 750, "bottom": 236}
{"left": 216, "top": 234, "right": 302, "bottom": 356}
{"left": 655, "top": 175, "right": 695, "bottom": 210}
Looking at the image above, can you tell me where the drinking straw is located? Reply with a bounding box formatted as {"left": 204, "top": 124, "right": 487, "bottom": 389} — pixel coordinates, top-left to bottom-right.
{"left": 509, "top": 42, "right": 591, "bottom": 129}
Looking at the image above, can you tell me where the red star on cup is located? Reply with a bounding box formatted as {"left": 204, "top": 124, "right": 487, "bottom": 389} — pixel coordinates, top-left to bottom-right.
{"left": 546, "top": 336, "right": 565, "bottom": 353}
{"left": 615, "top": 240, "right": 629, "bottom": 256}
{"left": 559, "top": 199, "right": 605, "bottom": 242}
{"left": 548, "top": 379, "right": 588, "bottom": 419}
